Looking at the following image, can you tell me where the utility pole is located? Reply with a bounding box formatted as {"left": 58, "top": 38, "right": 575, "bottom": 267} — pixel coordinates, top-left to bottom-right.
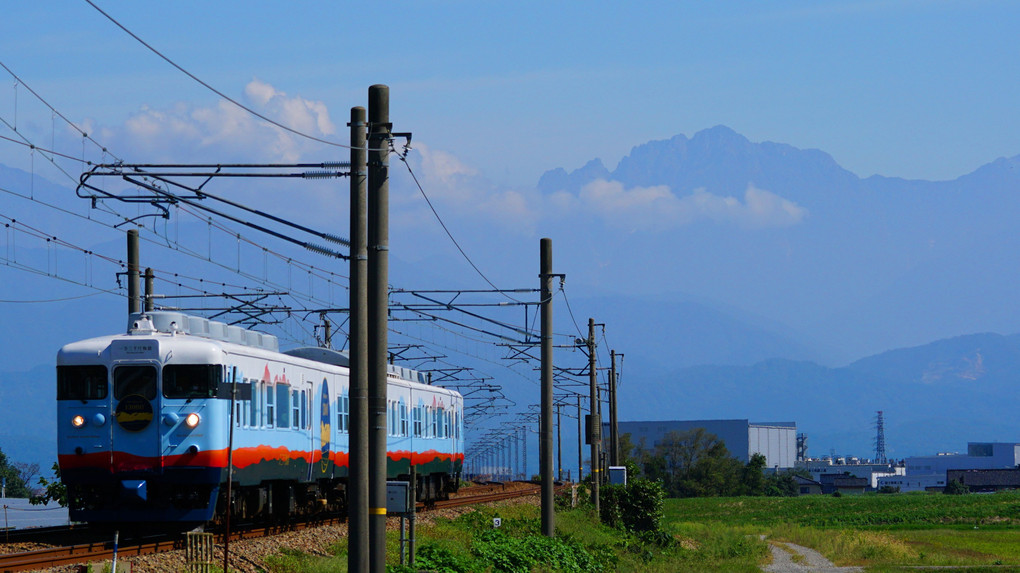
{"left": 143, "top": 268, "right": 155, "bottom": 312}
{"left": 587, "top": 318, "right": 600, "bottom": 515}
{"left": 127, "top": 229, "right": 140, "bottom": 315}
{"left": 539, "top": 237, "right": 554, "bottom": 536}
{"left": 577, "top": 394, "right": 583, "bottom": 482}
{"left": 556, "top": 403, "right": 563, "bottom": 481}
{"left": 609, "top": 350, "right": 619, "bottom": 467}
{"left": 348, "top": 104, "right": 369, "bottom": 573}
{"left": 367, "top": 84, "right": 390, "bottom": 573}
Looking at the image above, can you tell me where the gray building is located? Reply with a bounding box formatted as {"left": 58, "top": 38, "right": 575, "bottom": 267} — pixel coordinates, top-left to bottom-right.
{"left": 611, "top": 419, "right": 796, "bottom": 469}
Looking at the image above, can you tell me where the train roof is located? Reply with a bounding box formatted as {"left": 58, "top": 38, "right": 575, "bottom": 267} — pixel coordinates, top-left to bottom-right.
{"left": 127, "top": 311, "right": 435, "bottom": 387}
{"left": 128, "top": 311, "right": 279, "bottom": 352}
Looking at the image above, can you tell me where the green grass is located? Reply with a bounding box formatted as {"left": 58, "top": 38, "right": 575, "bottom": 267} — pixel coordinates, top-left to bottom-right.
{"left": 260, "top": 501, "right": 769, "bottom": 572}
{"left": 259, "top": 492, "right": 1020, "bottom": 571}
{"left": 667, "top": 492, "right": 1020, "bottom": 570}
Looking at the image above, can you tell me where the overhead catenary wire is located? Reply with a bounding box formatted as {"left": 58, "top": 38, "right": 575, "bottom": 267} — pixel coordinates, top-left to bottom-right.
{"left": 0, "top": 53, "right": 604, "bottom": 447}
{"left": 81, "top": 0, "right": 388, "bottom": 153}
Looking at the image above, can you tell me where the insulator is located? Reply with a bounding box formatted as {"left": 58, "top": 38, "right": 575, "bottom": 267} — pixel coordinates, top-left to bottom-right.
{"left": 320, "top": 161, "right": 351, "bottom": 168}
{"left": 304, "top": 242, "right": 347, "bottom": 259}
{"left": 302, "top": 170, "right": 342, "bottom": 179}
{"left": 322, "top": 233, "right": 351, "bottom": 247}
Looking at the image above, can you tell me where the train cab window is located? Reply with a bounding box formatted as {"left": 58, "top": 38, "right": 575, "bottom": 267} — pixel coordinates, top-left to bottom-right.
{"left": 114, "top": 365, "right": 157, "bottom": 400}
{"left": 163, "top": 365, "right": 220, "bottom": 399}
{"left": 57, "top": 365, "right": 108, "bottom": 401}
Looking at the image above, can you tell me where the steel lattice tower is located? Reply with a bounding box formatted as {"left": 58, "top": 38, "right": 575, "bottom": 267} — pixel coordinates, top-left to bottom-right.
{"left": 875, "top": 411, "right": 887, "bottom": 464}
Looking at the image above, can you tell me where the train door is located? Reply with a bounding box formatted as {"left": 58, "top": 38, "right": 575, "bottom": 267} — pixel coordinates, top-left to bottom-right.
{"left": 111, "top": 363, "right": 162, "bottom": 473}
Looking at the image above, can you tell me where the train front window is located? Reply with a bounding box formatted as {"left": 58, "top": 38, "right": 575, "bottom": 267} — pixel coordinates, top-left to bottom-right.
{"left": 163, "top": 365, "right": 221, "bottom": 399}
{"left": 57, "top": 365, "right": 108, "bottom": 401}
{"left": 114, "top": 365, "right": 157, "bottom": 400}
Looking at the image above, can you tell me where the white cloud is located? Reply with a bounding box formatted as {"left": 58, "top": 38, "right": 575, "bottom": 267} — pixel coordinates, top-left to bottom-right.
{"left": 572, "top": 179, "right": 807, "bottom": 231}
{"left": 97, "top": 79, "right": 336, "bottom": 164}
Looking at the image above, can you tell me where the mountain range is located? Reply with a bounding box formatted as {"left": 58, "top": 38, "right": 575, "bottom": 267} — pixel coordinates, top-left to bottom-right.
{"left": 3, "top": 125, "right": 1020, "bottom": 468}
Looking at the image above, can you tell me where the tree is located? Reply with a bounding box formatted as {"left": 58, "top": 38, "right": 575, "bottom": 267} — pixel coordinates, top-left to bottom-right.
{"left": 0, "top": 447, "right": 32, "bottom": 498}
{"left": 655, "top": 428, "right": 742, "bottom": 497}
{"left": 742, "top": 453, "right": 767, "bottom": 496}
{"left": 944, "top": 479, "right": 970, "bottom": 495}
{"left": 30, "top": 463, "right": 68, "bottom": 507}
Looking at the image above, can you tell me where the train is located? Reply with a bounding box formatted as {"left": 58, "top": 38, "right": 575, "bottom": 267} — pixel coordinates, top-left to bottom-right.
{"left": 56, "top": 311, "right": 464, "bottom": 525}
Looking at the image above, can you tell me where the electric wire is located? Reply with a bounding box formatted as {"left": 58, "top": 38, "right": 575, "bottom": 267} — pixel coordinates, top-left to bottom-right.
{"left": 82, "top": 0, "right": 366, "bottom": 152}
{"left": 399, "top": 155, "right": 526, "bottom": 304}
{"left": 0, "top": 59, "right": 120, "bottom": 163}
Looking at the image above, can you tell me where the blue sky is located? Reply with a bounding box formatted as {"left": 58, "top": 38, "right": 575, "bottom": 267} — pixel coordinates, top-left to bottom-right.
{"left": 2, "top": 1, "right": 1019, "bottom": 187}
{"left": 4, "top": 1, "right": 1020, "bottom": 462}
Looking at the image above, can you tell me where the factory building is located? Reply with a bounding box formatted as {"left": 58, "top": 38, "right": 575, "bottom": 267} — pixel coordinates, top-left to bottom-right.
{"left": 877, "top": 442, "right": 1020, "bottom": 492}
{"left": 612, "top": 419, "right": 796, "bottom": 469}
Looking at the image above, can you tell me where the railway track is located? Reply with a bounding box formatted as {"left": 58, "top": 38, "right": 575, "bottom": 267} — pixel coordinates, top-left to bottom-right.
{"left": 0, "top": 481, "right": 548, "bottom": 572}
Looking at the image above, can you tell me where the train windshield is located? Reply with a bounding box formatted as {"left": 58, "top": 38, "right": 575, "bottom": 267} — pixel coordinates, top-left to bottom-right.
{"left": 57, "top": 365, "right": 108, "bottom": 401}
{"left": 163, "top": 365, "right": 220, "bottom": 399}
{"left": 114, "top": 365, "right": 158, "bottom": 400}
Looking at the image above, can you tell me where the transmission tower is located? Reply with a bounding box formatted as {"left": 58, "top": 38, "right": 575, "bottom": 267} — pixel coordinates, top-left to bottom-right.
{"left": 874, "top": 410, "right": 887, "bottom": 464}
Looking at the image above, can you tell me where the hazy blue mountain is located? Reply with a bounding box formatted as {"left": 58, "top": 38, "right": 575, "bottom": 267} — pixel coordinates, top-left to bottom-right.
{"left": 626, "top": 332, "right": 1020, "bottom": 458}
{"left": 7, "top": 124, "right": 1020, "bottom": 467}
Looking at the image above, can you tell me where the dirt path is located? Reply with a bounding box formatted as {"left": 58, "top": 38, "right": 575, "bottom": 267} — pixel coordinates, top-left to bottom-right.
{"left": 762, "top": 538, "right": 863, "bottom": 573}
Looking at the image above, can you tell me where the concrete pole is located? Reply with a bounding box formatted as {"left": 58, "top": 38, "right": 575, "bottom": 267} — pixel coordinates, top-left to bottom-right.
{"left": 539, "top": 238, "right": 554, "bottom": 536}
{"left": 143, "top": 268, "right": 154, "bottom": 312}
{"left": 348, "top": 105, "right": 369, "bottom": 573}
{"left": 367, "top": 84, "right": 390, "bottom": 573}
{"left": 577, "top": 395, "right": 583, "bottom": 482}
{"left": 588, "top": 318, "right": 600, "bottom": 515}
{"left": 556, "top": 403, "right": 563, "bottom": 481}
{"left": 127, "top": 229, "right": 140, "bottom": 315}
{"left": 609, "top": 350, "right": 619, "bottom": 467}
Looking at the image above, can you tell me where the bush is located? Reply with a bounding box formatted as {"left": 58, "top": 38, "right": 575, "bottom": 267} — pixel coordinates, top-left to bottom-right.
{"left": 599, "top": 479, "right": 665, "bottom": 533}
{"left": 944, "top": 479, "right": 969, "bottom": 495}
{"left": 472, "top": 528, "right": 607, "bottom": 573}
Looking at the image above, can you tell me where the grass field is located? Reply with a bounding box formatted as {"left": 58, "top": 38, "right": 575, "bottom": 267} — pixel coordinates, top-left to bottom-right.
{"left": 666, "top": 492, "right": 1020, "bottom": 570}
{"left": 258, "top": 491, "right": 1020, "bottom": 571}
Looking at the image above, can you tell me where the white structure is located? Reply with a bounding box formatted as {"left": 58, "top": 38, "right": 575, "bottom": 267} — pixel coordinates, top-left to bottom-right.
{"left": 797, "top": 459, "right": 905, "bottom": 488}
{"left": 877, "top": 442, "right": 1020, "bottom": 492}
{"left": 612, "top": 419, "right": 797, "bottom": 469}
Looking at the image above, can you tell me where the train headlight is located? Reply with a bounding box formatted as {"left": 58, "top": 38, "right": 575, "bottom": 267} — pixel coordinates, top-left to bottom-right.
{"left": 71, "top": 415, "right": 86, "bottom": 428}
{"left": 184, "top": 413, "right": 201, "bottom": 428}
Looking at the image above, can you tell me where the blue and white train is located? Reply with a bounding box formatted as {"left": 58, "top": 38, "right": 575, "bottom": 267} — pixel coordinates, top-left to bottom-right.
{"left": 56, "top": 311, "right": 464, "bottom": 524}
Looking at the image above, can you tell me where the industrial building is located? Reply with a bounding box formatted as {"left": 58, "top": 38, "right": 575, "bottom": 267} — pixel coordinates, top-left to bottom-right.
{"left": 877, "top": 442, "right": 1020, "bottom": 492}
{"left": 611, "top": 419, "right": 796, "bottom": 469}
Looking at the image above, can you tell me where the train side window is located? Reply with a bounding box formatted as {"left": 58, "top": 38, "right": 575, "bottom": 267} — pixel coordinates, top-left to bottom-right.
{"left": 430, "top": 407, "right": 437, "bottom": 438}
{"left": 413, "top": 406, "right": 422, "bottom": 438}
{"left": 292, "top": 389, "right": 300, "bottom": 429}
{"left": 57, "top": 365, "right": 108, "bottom": 401}
{"left": 266, "top": 383, "right": 275, "bottom": 428}
{"left": 249, "top": 379, "right": 258, "bottom": 428}
{"left": 114, "top": 365, "right": 157, "bottom": 400}
{"left": 163, "top": 365, "right": 220, "bottom": 399}
{"left": 277, "top": 385, "right": 290, "bottom": 428}
{"left": 337, "top": 392, "right": 349, "bottom": 433}
{"left": 400, "top": 402, "right": 408, "bottom": 436}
